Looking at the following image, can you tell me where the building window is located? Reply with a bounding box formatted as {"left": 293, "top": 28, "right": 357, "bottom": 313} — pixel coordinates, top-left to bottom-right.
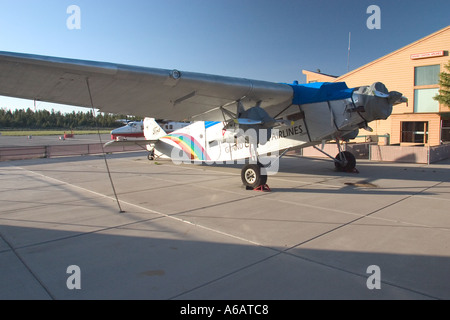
{"left": 414, "top": 65, "right": 440, "bottom": 86}
{"left": 413, "top": 64, "right": 440, "bottom": 113}
{"left": 442, "top": 119, "right": 450, "bottom": 143}
{"left": 414, "top": 88, "right": 440, "bottom": 113}
{"left": 401, "top": 121, "right": 428, "bottom": 144}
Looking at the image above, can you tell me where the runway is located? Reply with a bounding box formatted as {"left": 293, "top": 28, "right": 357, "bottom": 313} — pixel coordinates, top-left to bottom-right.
{"left": 1, "top": 151, "right": 449, "bottom": 300}
{"left": 0, "top": 133, "right": 111, "bottom": 147}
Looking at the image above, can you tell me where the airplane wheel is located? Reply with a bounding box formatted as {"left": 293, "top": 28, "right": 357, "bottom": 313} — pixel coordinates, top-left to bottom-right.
{"left": 148, "top": 150, "right": 155, "bottom": 161}
{"left": 335, "top": 151, "right": 356, "bottom": 172}
{"left": 241, "top": 164, "right": 267, "bottom": 189}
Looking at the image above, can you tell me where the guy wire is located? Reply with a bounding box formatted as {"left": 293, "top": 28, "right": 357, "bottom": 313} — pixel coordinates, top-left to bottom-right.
{"left": 85, "top": 78, "right": 125, "bottom": 213}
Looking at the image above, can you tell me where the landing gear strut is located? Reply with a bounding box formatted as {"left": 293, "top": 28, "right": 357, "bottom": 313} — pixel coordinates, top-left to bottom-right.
{"left": 313, "top": 140, "right": 357, "bottom": 172}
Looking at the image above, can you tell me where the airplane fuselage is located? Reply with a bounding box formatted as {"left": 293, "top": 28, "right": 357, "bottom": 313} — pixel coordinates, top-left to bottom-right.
{"left": 143, "top": 83, "right": 403, "bottom": 173}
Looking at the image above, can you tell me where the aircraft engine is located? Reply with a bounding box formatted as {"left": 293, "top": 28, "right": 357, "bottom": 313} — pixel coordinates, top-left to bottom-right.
{"left": 341, "top": 129, "right": 359, "bottom": 141}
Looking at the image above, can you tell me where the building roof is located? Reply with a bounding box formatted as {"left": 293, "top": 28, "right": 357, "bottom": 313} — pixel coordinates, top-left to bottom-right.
{"left": 336, "top": 25, "right": 450, "bottom": 82}
{"left": 302, "top": 69, "right": 338, "bottom": 78}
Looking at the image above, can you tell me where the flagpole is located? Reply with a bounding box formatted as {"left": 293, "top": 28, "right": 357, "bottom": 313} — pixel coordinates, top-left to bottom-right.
{"left": 347, "top": 32, "right": 351, "bottom": 73}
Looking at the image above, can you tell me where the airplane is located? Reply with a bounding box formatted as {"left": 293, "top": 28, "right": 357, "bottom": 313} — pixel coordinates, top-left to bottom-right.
{"left": 159, "top": 120, "right": 191, "bottom": 133}
{"left": 111, "top": 120, "right": 144, "bottom": 140}
{"left": 0, "top": 51, "right": 407, "bottom": 189}
{"left": 110, "top": 119, "right": 190, "bottom": 140}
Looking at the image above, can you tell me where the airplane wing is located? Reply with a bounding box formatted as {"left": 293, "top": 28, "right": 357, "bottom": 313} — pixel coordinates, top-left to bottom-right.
{"left": 0, "top": 51, "right": 294, "bottom": 121}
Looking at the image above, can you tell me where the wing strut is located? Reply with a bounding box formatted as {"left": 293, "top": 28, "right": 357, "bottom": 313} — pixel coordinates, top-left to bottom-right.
{"left": 86, "top": 78, "right": 125, "bottom": 213}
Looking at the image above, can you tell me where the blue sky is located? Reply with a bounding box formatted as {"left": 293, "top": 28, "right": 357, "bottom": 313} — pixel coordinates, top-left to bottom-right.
{"left": 0, "top": 0, "right": 449, "bottom": 113}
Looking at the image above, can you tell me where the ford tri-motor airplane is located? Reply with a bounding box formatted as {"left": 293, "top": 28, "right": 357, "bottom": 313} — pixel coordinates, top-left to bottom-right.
{"left": 0, "top": 52, "right": 406, "bottom": 189}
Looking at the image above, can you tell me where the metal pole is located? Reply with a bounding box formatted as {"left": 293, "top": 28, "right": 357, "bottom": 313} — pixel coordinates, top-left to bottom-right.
{"left": 347, "top": 32, "right": 351, "bottom": 73}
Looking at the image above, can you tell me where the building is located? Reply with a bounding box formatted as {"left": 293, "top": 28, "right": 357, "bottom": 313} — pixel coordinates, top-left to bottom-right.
{"left": 302, "top": 69, "right": 337, "bottom": 83}
{"left": 303, "top": 25, "right": 450, "bottom": 147}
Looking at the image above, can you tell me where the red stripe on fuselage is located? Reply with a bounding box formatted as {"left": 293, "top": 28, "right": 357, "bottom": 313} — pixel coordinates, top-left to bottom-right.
{"left": 111, "top": 132, "right": 144, "bottom": 139}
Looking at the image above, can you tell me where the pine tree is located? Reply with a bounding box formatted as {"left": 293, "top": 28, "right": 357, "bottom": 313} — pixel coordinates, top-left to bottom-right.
{"left": 434, "top": 60, "right": 450, "bottom": 106}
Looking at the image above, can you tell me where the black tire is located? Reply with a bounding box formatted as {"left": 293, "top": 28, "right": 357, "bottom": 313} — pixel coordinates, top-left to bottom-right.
{"left": 241, "top": 164, "right": 267, "bottom": 188}
{"left": 334, "top": 151, "right": 356, "bottom": 172}
{"left": 147, "top": 150, "right": 155, "bottom": 161}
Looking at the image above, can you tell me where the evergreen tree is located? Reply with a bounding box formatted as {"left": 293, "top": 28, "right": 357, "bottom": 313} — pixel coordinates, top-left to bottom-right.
{"left": 0, "top": 108, "right": 141, "bottom": 129}
{"left": 434, "top": 60, "right": 450, "bottom": 107}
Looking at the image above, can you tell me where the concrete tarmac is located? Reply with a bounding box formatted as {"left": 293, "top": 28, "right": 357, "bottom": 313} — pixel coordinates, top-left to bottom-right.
{"left": 1, "top": 151, "right": 449, "bottom": 300}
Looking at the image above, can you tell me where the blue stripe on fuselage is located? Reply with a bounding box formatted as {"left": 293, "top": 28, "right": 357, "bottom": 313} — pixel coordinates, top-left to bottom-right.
{"left": 205, "top": 121, "right": 221, "bottom": 129}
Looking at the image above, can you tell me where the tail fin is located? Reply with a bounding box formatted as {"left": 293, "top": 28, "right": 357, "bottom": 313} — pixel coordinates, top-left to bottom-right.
{"left": 143, "top": 118, "right": 166, "bottom": 140}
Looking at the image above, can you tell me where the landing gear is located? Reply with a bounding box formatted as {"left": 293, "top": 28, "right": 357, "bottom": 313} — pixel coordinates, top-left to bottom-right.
{"left": 334, "top": 151, "right": 356, "bottom": 172}
{"left": 147, "top": 149, "right": 155, "bottom": 161}
{"left": 313, "top": 142, "right": 357, "bottom": 172}
{"left": 241, "top": 163, "right": 267, "bottom": 189}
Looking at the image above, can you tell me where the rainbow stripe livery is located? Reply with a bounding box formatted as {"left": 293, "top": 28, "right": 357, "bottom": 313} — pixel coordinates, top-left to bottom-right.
{"left": 161, "top": 133, "right": 210, "bottom": 161}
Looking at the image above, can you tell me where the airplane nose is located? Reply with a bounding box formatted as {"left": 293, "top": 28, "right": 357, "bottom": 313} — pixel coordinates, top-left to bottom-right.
{"left": 111, "top": 127, "right": 126, "bottom": 134}
{"left": 353, "top": 82, "right": 405, "bottom": 122}
{"left": 386, "top": 91, "right": 407, "bottom": 106}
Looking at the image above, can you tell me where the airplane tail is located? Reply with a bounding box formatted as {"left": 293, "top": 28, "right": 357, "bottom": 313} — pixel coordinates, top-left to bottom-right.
{"left": 143, "top": 117, "right": 167, "bottom": 140}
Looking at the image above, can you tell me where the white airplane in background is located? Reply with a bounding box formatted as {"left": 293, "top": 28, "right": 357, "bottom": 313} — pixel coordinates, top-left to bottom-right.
{"left": 111, "top": 120, "right": 144, "bottom": 140}
{"left": 110, "top": 119, "right": 190, "bottom": 140}
{"left": 0, "top": 52, "right": 407, "bottom": 189}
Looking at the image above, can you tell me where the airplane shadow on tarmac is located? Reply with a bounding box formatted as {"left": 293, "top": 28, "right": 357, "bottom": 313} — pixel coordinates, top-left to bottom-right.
{"left": 1, "top": 153, "right": 449, "bottom": 301}
{"left": 0, "top": 224, "right": 448, "bottom": 300}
